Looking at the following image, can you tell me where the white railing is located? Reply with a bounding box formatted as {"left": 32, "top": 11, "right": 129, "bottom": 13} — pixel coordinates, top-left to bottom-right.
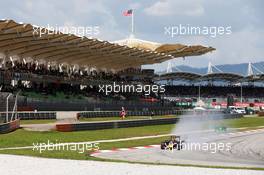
{"left": 10, "top": 91, "right": 20, "bottom": 121}
{"left": 4, "top": 91, "right": 20, "bottom": 123}
{"left": 6, "top": 93, "right": 11, "bottom": 122}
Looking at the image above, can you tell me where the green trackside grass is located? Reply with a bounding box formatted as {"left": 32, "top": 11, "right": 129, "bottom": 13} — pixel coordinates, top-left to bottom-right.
{"left": 0, "top": 123, "right": 172, "bottom": 161}
{"left": 217, "top": 116, "right": 264, "bottom": 128}
{"left": 19, "top": 115, "right": 175, "bottom": 125}
{"left": 0, "top": 136, "right": 167, "bottom": 160}
{"left": 0, "top": 124, "right": 175, "bottom": 148}
{"left": 197, "top": 116, "right": 264, "bottom": 130}
{"left": 1, "top": 137, "right": 264, "bottom": 171}
{"left": 79, "top": 115, "right": 175, "bottom": 122}
{"left": 1, "top": 116, "right": 264, "bottom": 149}
{"left": 0, "top": 116, "right": 264, "bottom": 164}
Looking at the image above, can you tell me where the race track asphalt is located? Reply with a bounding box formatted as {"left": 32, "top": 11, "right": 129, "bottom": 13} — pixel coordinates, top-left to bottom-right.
{"left": 93, "top": 129, "right": 264, "bottom": 169}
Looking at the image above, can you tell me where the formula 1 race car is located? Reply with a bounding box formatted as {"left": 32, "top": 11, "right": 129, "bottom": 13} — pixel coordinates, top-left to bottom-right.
{"left": 214, "top": 126, "right": 227, "bottom": 133}
{"left": 160, "top": 135, "right": 185, "bottom": 150}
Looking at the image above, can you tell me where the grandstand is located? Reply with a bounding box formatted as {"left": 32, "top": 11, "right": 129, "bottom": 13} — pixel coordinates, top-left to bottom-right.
{"left": 1, "top": 3, "right": 264, "bottom": 174}
{"left": 0, "top": 19, "right": 263, "bottom": 119}
{"left": 0, "top": 19, "right": 215, "bottom": 114}
{"left": 155, "top": 62, "right": 264, "bottom": 109}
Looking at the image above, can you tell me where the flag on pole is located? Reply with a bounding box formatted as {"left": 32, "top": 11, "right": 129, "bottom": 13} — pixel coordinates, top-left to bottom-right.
{"left": 123, "top": 9, "right": 133, "bottom": 16}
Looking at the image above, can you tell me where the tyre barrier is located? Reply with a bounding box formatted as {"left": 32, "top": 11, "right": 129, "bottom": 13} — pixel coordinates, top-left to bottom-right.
{"left": 56, "top": 117, "right": 179, "bottom": 132}
{"left": 0, "top": 119, "right": 20, "bottom": 134}
{"left": 56, "top": 123, "right": 73, "bottom": 132}
{"left": 258, "top": 112, "right": 264, "bottom": 117}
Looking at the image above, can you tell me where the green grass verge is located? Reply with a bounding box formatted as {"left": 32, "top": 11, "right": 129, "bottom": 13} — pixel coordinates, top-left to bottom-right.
{"left": 0, "top": 124, "right": 174, "bottom": 148}
{"left": 2, "top": 117, "right": 264, "bottom": 150}
{"left": 79, "top": 115, "right": 175, "bottom": 122}
{"left": 0, "top": 136, "right": 167, "bottom": 160}
{"left": 19, "top": 115, "right": 175, "bottom": 125}
{"left": 217, "top": 117, "right": 264, "bottom": 128}
{"left": 0, "top": 137, "right": 263, "bottom": 171}
{"left": 0, "top": 116, "right": 264, "bottom": 170}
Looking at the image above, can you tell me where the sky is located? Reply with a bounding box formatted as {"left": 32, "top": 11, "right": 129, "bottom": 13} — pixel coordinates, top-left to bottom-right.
{"left": 0, "top": 0, "right": 263, "bottom": 71}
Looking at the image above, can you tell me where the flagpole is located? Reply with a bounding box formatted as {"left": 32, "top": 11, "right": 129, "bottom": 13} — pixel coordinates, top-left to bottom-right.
{"left": 131, "top": 9, "right": 134, "bottom": 37}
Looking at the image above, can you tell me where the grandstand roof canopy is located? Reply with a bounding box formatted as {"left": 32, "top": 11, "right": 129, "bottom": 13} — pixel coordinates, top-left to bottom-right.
{"left": 114, "top": 37, "right": 215, "bottom": 58}
{"left": 0, "top": 19, "right": 215, "bottom": 70}
{"left": 201, "top": 72, "right": 244, "bottom": 82}
{"left": 156, "top": 72, "right": 247, "bottom": 83}
{"left": 155, "top": 72, "right": 202, "bottom": 81}
{"left": 244, "top": 74, "right": 264, "bottom": 82}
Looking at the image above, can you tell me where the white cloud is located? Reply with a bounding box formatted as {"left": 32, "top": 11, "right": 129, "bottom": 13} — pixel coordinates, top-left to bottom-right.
{"left": 0, "top": 0, "right": 263, "bottom": 69}
{"left": 144, "top": 0, "right": 204, "bottom": 17}
{"left": 211, "top": 27, "right": 264, "bottom": 65}
{"left": 129, "top": 2, "right": 142, "bottom": 10}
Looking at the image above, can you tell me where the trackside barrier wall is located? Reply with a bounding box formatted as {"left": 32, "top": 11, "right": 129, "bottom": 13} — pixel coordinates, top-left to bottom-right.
{"left": 56, "top": 124, "right": 73, "bottom": 132}
{"left": 56, "top": 114, "right": 242, "bottom": 132}
{"left": 78, "top": 110, "right": 227, "bottom": 118}
{"left": 0, "top": 112, "right": 56, "bottom": 120}
{"left": 258, "top": 112, "right": 264, "bottom": 117}
{"left": 56, "top": 118, "right": 179, "bottom": 132}
{"left": 0, "top": 119, "right": 20, "bottom": 134}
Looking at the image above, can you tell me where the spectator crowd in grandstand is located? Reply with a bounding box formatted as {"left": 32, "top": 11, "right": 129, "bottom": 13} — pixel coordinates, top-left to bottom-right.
{"left": 164, "top": 85, "right": 264, "bottom": 98}
{"left": 0, "top": 60, "right": 157, "bottom": 102}
{"left": 0, "top": 59, "right": 263, "bottom": 108}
